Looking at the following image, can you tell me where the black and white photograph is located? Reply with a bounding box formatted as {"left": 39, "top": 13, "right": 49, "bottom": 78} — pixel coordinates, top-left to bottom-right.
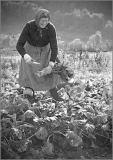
{"left": 1, "top": 0, "right": 112, "bottom": 159}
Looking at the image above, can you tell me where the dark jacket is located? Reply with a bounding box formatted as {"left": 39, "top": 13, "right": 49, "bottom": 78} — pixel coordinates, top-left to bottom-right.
{"left": 16, "top": 20, "right": 58, "bottom": 62}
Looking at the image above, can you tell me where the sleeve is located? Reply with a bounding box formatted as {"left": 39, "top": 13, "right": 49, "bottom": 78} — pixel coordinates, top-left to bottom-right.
{"left": 16, "top": 23, "right": 30, "bottom": 57}
{"left": 49, "top": 24, "right": 58, "bottom": 62}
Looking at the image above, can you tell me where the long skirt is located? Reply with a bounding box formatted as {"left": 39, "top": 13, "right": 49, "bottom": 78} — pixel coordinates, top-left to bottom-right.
{"left": 18, "top": 42, "right": 60, "bottom": 91}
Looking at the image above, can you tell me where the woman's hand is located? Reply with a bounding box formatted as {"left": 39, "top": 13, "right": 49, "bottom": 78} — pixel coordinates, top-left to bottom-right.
{"left": 36, "top": 61, "right": 54, "bottom": 76}
{"left": 43, "top": 65, "right": 52, "bottom": 74}
{"left": 24, "top": 54, "right": 33, "bottom": 64}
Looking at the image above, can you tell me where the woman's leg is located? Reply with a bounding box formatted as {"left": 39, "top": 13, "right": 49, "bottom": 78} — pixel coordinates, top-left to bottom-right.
{"left": 49, "top": 87, "right": 63, "bottom": 101}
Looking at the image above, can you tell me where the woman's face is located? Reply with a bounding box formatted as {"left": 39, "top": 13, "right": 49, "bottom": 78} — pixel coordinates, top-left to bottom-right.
{"left": 39, "top": 18, "right": 49, "bottom": 28}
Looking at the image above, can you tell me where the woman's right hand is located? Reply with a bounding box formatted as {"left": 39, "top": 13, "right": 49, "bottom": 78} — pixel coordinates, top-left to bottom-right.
{"left": 24, "top": 54, "right": 32, "bottom": 64}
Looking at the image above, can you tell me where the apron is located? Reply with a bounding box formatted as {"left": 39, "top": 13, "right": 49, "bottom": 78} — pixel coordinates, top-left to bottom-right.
{"left": 18, "top": 42, "right": 60, "bottom": 91}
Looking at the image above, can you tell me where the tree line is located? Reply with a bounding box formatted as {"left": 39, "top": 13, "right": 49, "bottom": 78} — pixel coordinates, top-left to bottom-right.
{"left": 1, "top": 1, "right": 110, "bottom": 32}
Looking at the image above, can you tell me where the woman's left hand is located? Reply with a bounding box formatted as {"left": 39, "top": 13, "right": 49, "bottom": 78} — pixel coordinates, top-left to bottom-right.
{"left": 36, "top": 61, "right": 54, "bottom": 76}
{"left": 44, "top": 65, "right": 53, "bottom": 74}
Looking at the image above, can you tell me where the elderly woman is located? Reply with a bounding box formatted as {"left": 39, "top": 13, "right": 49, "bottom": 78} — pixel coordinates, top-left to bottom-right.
{"left": 16, "top": 8, "right": 62, "bottom": 101}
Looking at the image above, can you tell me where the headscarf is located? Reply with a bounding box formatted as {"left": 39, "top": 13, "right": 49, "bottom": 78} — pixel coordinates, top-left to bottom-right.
{"left": 34, "top": 8, "right": 50, "bottom": 28}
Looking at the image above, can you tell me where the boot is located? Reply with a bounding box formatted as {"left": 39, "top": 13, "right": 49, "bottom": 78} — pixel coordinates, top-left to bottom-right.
{"left": 23, "top": 87, "right": 34, "bottom": 97}
{"left": 49, "top": 87, "right": 63, "bottom": 101}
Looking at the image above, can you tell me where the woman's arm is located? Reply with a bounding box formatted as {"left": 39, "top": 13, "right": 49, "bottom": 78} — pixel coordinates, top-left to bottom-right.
{"left": 16, "top": 23, "right": 30, "bottom": 57}
{"left": 48, "top": 23, "right": 58, "bottom": 62}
